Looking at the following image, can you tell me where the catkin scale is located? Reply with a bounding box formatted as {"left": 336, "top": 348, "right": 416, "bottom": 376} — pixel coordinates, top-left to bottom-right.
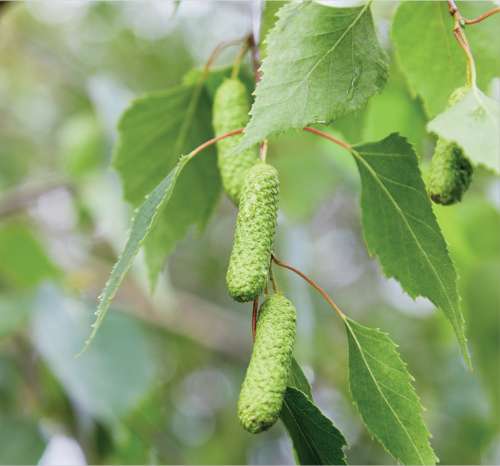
{"left": 226, "top": 162, "right": 279, "bottom": 302}
{"left": 212, "top": 78, "right": 259, "bottom": 204}
{"left": 428, "top": 86, "right": 473, "bottom": 205}
{"left": 238, "top": 294, "right": 296, "bottom": 434}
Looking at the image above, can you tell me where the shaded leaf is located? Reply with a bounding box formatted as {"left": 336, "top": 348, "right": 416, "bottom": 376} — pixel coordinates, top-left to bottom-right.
{"left": 345, "top": 317, "right": 436, "bottom": 465}
{"left": 281, "top": 388, "right": 347, "bottom": 465}
{"left": 392, "top": 1, "right": 500, "bottom": 117}
{"left": 82, "top": 156, "right": 190, "bottom": 352}
{"left": 427, "top": 87, "right": 500, "bottom": 174}
{"left": 351, "top": 134, "right": 468, "bottom": 364}
{"left": 238, "top": 0, "right": 388, "bottom": 150}
{"left": 113, "top": 80, "right": 220, "bottom": 286}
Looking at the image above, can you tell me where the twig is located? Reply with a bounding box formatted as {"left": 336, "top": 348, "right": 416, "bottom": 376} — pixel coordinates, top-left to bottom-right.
{"left": 464, "top": 6, "right": 500, "bottom": 25}
{"left": 248, "top": 34, "right": 262, "bottom": 83}
{"left": 231, "top": 38, "right": 251, "bottom": 79}
{"left": 447, "top": 0, "right": 477, "bottom": 87}
{"left": 271, "top": 254, "right": 346, "bottom": 320}
{"left": 303, "top": 126, "right": 352, "bottom": 152}
{"left": 188, "top": 128, "right": 244, "bottom": 160}
{"left": 252, "top": 297, "right": 259, "bottom": 341}
{"left": 259, "top": 139, "right": 268, "bottom": 162}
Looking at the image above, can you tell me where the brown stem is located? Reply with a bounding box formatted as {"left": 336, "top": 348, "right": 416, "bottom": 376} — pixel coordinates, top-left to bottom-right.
{"left": 447, "top": 0, "right": 477, "bottom": 87}
{"left": 271, "top": 254, "right": 346, "bottom": 320}
{"left": 188, "top": 128, "right": 244, "bottom": 160}
{"left": 204, "top": 37, "right": 247, "bottom": 75}
{"left": 464, "top": 6, "right": 500, "bottom": 25}
{"left": 259, "top": 139, "right": 268, "bottom": 162}
{"left": 252, "top": 297, "right": 259, "bottom": 341}
{"left": 248, "top": 34, "right": 262, "bottom": 83}
{"left": 303, "top": 126, "right": 352, "bottom": 152}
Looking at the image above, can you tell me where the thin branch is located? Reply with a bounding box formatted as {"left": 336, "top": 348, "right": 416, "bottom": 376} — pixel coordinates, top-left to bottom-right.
{"left": 464, "top": 6, "right": 500, "bottom": 25}
{"left": 248, "top": 34, "right": 262, "bottom": 83}
{"left": 188, "top": 128, "right": 244, "bottom": 160}
{"left": 259, "top": 139, "right": 268, "bottom": 162}
{"left": 303, "top": 126, "right": 352, "bottom": 152}
{"left": 271, "top": 254, "right": 346, "bottom": 320}
{"left": 252, "top": 297, "right": 259, "bottom": 341}
{"left": 231, "top": 38, "right": 251, "bottom": 79}
{"left": 447, "top": 0, "right": 477, "bottom": 87}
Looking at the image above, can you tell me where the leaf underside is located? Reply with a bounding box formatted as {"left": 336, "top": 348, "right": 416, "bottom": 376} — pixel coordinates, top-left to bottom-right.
{"left": 345, "top": 317, "right": 437, "bottom": 465}
{"left": 428, "top": 87, "right": 500, "bottom": 174}
{"left": 351, "top": 134, "right": 469, "bottom": 365}
{"left": 237, "top": 0, "right": 388, "bottom": 150}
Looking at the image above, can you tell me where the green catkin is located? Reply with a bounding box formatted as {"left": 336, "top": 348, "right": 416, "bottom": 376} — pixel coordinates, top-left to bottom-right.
{"left": 427, "top": 139, "right": 473, "bottom": 205}
{"left": 226, "top": 162, "right": 279, "bottom": 302}
{"left": 212, "top": 78, "right": 259, "bottom": 204}
{"left": 238, "top": 294, "right": 296, "bottom": 434}
{"left": 428, "top": 86, "right": 473, "bottom": 205}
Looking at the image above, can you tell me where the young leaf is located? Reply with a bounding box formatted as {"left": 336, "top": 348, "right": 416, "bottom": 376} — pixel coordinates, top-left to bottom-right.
{"left": 392, "top": 1, "right": 500, "bottom": 117}
{"left": 237, "top": 0, "right": 388, "bottom": 151}
{"left": 351, "top": 134, "right": 469, "bottom": 364}
{"left": 81, "top": 156, "right": 190, "bottom": 353}
{"left": 113, "top": 81, "right": 220, "bottom": 286}
{"left": 345, "top": 317, "right": 437, "bottom": 465}
{"left": 427, "top": 87, "right": 500, "bottom": 174}
{"left": 281, "top": 387, "right": 348, "bottom": 466}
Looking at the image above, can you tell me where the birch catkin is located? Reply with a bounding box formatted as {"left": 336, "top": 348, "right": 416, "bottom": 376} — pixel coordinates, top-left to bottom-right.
{"left": 238, "top": 294, "right": 296, "bottom": 433}
{"left": 212, "top": 78, "right": 259, "bottom": 204}
{"left": 226, "top": 162, "right": 279, "bottom": 302}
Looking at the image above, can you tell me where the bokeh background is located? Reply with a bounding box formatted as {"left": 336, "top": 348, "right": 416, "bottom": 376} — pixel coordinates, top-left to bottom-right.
{"left": 0, "top": 1, "right": 499, "bottom": 464}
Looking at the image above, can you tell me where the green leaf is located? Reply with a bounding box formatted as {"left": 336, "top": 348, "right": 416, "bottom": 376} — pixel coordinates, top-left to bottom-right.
{"left": 238, "top": 1, "right": 388, "bottom": 150}
{"left": 81, "top": 156, "right": 190, "bottom": 353}
{"left": 345, "top": 317, "right": 436, "bottom": 465}
{"left": 392, "top": 1, "right": 500, "bottom": 117}
{"left": 363, "top": 64, "right": 427, "bottom": 155}
{"left": 113, "top": 80, "right": 220, "bottom": 286}
{"left": 281, "top": 388, "right": 347, "bottom": 465}
{"left": 0, "top": 223, "right": 59, "bottom": 289}
{"left": 351, "top": 134, "right": 469, "bottom": 364}
{"left": 259, "top": 1, "right": 286, "bottom": 60}
{"left": 427, "top": 87, "right": 500, "bottom": 174}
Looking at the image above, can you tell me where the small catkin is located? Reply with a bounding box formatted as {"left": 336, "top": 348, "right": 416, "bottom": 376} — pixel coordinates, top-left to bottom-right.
{"left": 238, "top": 294, "right": 296, "bottom": 434}
{"left": 212, "top": 78, "right": 259, "bottom": 204}
{"left": 428, "top": 86, "right": 473, "bottom": 206}
{"left": 226, "top": 162, "right": 279, "bottom": 302}
{"left": 427, "top": 139, "right": 473, "bottom": 205}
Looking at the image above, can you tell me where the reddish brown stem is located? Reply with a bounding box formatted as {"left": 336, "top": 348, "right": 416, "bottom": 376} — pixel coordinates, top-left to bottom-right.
{"left": 272, "top": 254, "right": 346, "bottom": 320}
{"left": 248, "top": 34, "right": 262, "bottom": 83}
{"left": 303, "top": 126, "right": 352, "bottom": 152}
{"left": 464, "top": 6, "right": 500, "bottom": 25}
{"left": 447, "top": 0, "right": 477, "bottom": 87}
{"left": 188, "top": 128, "right": 244, "bottom": 160}
{"left": 252, "top": 297, "right": 259, "bottom": 341}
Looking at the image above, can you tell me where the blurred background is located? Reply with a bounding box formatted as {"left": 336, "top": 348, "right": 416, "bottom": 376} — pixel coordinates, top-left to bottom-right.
{"left": 0, "top": 1, "right": 499, "bottom": 464}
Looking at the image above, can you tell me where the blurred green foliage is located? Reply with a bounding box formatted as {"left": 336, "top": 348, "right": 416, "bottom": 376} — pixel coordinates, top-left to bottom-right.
{"left": 0, "top": 2, "right": 498, "bottom": 465}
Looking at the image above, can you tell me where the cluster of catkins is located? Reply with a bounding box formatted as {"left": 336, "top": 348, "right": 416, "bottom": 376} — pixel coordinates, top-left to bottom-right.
{"left": 212, "top": 78, "right": 296, "bottom": 434}
{"left": 427, "top": 87, "right": 473, "bottom": 205}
